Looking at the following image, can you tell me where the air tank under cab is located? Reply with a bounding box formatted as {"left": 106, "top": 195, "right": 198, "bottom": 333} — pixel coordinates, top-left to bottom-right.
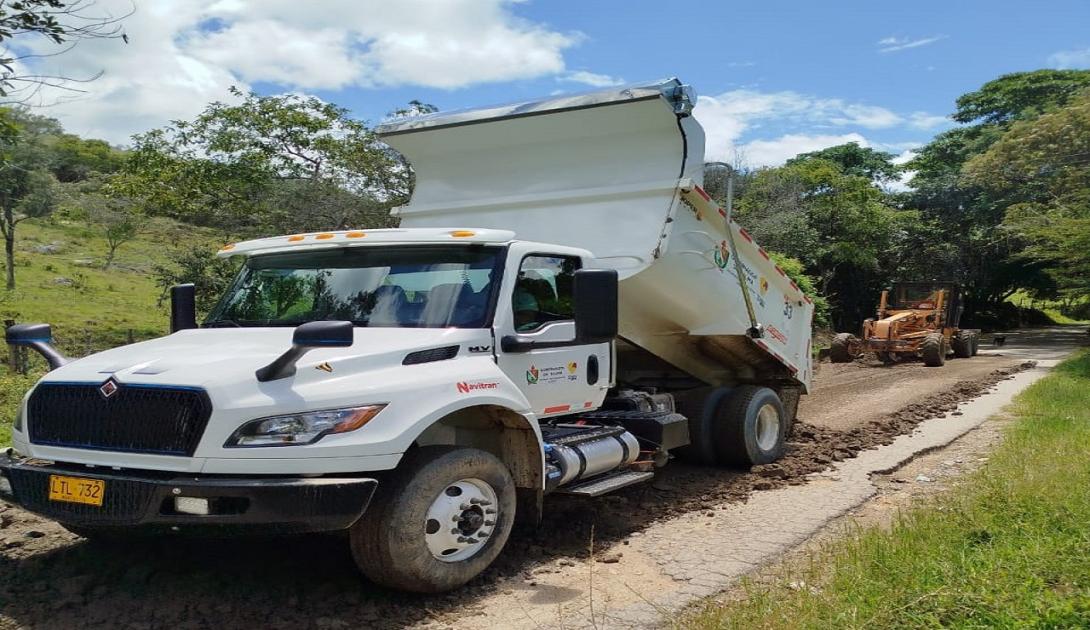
{"left": 1, "top": 78, "right": 813, "bottom": 593}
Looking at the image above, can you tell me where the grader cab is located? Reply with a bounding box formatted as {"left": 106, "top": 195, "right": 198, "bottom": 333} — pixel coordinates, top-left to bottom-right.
{"left": 830, "top": 282, "right": 980, "bottom": 367}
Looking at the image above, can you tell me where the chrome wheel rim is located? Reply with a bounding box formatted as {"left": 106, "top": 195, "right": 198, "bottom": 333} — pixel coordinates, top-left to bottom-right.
{"left": 755, "top": 404, "right": 781, "bottom": 451}
{"left": 424, "top": 478, "right": 498, "bottom": 562}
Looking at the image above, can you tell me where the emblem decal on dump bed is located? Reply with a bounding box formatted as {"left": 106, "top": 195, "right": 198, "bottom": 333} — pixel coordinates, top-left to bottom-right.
{"left": 98, "top": 378, "right": 119, "bottom": 399}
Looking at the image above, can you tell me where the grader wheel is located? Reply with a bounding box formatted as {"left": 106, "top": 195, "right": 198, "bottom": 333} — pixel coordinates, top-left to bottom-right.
{"left": 921, "top": 333, "right": 946, "bottom": 367}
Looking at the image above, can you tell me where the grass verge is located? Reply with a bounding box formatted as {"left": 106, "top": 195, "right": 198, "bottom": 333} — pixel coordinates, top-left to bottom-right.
{"left": 683, "top": 350, "right": 1090, "bottom": 629}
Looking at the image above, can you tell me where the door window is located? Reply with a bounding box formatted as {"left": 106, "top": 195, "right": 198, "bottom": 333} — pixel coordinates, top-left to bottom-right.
{"left": 512, "top": 255, "right": 580, "bottom": 332}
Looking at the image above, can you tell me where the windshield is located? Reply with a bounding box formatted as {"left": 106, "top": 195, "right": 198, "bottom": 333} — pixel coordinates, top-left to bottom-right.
{"left": 206, "top": 245, "right": 504, "bottom": 328}
{"left": 891, "top": 285, "right": 944, "bottom": 309}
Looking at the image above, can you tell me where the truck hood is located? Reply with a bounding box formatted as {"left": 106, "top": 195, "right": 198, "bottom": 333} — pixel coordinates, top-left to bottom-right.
{"left": 41, "top": 327, "right": 493, "bottom": 388}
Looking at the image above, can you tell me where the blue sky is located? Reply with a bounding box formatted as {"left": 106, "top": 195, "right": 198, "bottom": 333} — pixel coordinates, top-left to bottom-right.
{"left": 20, "top": 0, "right": 1090, "bottom": 167}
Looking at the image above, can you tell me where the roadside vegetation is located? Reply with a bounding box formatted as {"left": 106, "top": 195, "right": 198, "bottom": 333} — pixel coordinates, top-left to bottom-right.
{"left": 683, "top": 350, "right": 1090, "bottom": 629}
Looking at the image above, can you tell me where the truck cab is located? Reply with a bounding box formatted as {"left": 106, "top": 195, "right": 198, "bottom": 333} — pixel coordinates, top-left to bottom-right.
{"left": 1, "top": 79, "right": 814, "bottom": 593}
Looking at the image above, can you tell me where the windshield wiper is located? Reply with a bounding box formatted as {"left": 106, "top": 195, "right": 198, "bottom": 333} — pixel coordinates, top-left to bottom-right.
{"left": 204, "top": 319, "right": 242, "bottom": 328}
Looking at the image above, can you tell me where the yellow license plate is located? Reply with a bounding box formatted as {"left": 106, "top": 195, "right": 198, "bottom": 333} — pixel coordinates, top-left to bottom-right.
{"left": 48, "top": 475, "right": 105, "bottom": 507}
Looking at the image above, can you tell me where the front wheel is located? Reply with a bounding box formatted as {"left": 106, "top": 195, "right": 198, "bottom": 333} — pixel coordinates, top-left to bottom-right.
{"left": 350, "top": 446, "right": 516, "bottom": 593}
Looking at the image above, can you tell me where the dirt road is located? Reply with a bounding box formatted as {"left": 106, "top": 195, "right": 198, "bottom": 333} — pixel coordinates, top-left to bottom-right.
{"left": 0, "top": 327, "right": 1083, "bottom": 629}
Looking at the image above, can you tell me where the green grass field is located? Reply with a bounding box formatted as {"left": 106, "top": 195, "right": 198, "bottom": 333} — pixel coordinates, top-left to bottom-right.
{"left": 0, "top": 217, "right": 219, "bottom": 445}
{"left": 683, "top": 350, "right": 1090, "bottom": 629}
{"left": 1008, "top": 290, "right": 1090, "bottom": 325}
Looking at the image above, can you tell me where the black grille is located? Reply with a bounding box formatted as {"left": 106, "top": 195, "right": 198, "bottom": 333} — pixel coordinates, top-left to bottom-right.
{"left": 28, "top": 382, "right": 212, "bottom": 456}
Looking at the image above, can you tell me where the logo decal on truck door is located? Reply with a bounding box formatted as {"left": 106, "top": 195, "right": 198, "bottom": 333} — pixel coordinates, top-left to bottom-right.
{"left": 457, "top": 381, "right": 498, "bottom": 393}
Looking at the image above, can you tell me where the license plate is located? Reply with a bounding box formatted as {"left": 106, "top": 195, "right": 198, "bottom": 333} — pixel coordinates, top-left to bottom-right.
{"left": 48, "top": 475, "right": 105, "bottom": 507}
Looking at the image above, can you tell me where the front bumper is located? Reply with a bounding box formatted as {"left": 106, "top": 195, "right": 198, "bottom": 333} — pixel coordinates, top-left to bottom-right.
{"left": 0, "top": 450, "right": 377, "bottom": 534}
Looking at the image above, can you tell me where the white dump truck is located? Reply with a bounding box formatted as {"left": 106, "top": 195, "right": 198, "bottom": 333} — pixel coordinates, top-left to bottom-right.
{"left": 1, "top": 79, "right": 813, "bottom": 592}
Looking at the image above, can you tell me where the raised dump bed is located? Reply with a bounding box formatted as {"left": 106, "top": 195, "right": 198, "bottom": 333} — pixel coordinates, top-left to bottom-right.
{"left": 378, "top": 79, "right": 814, "bottom": 393}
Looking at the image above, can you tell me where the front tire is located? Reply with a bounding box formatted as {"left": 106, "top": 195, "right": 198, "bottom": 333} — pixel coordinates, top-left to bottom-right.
{"left": 715, "top": 386, "right": 787, "bottom": 467}
{"left": 350, "top": 446, "right": 516, "bottom": 593}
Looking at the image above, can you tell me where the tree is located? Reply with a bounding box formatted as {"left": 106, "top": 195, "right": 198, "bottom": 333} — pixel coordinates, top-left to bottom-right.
{"left": 122, "top": 88, "right": 409, "bottom": 238}
{"left": 905, "top": 69, "right": 1090, "bottom": 321}
{"left": 733, "top": 156, "right": 907, "bottom": 329}
{"left": 964, "top": 91, "right": 1090, "bottom": 298}
{"left": 0, "top": 107, "right": 59, "bottom": 288}
{"left": 787, "top": 143, "right": 901, "bottom": 182}
{"left": 0, "top": 0, "right": 130, "bottom": 103}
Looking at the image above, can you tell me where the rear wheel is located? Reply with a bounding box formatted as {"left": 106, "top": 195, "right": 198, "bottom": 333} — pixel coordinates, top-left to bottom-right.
{"left": 921, "top": 333, "right": 946, "bottom": 367}
{"left": 952, "top": 331, "right": 973, "bottom": 358}
{"left": 970, "top": 333, "right": 980, "bottom": 356}
{"left": 829, "top": 333, "right": 858, "bottom": 363}
{"left": 715, "top": 386, "right": 787, "bottom": 467}
{"left": 673, "top": 387, "right": 733, "bottom": 466}
{"left": 350, "top": 446, "right": 516, "bottom": 593}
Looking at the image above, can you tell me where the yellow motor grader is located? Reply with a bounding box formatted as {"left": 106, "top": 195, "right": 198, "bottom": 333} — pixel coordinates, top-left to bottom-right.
{"left": 830, "top": 282, "right": 980, "bottom": 367}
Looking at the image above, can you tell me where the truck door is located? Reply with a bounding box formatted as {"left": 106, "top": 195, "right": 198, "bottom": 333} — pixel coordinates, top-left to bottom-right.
{"left": 496, "top": 253, "right": 612, "bottom": 418}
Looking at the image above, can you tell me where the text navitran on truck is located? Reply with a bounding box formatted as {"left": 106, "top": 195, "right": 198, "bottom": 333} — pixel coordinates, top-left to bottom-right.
{"left": 0, "top": 79, "right": 815, "bottom": 593}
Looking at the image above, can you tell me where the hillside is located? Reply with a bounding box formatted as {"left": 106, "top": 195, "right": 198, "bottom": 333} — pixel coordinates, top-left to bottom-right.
{"left": 2, "top": 217, "right": 220, "bottom": 356}
{"left": 0, "top": 217, "right": 220, "bottom": 444}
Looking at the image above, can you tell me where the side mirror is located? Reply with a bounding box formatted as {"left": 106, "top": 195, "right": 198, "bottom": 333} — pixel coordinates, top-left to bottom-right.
{"left": 292, "top": 320, "right": 354, "bottom": 348}
{"left": 170, "top": 284, "right": 198, "bottom": 333}
{"left": 256, "top": 321, "right": 354, "bottom": 382}
{"left": 573, "top": 269, "right": 618, "bottom": 343}
{"left": 5, "top": 323, "right": 69, "bottom": 370}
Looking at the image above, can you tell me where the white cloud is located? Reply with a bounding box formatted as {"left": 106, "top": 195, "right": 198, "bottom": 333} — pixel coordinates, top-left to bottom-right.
{"left": 694, "top": 89, "right": 922, "bottom": 165}
{"left": 13, "top": 0, "right": 584, "bottom": 143}
{"left": 908, "top": 111, "right": 950, "bottom": 130}
{"left": 560, "top": 71, "right": 625, "bottom": 87}
{"left": 877, "top": 35, "right": 946, "bottom": 53}
{"left": 829, "top": 104, "right": 903, "bottom": 128}
{"left": 1048, "top": 47, "right": 1090, "bottom": 69}
{"left": 741, "top": 133, "right": 871, "bottom": 167}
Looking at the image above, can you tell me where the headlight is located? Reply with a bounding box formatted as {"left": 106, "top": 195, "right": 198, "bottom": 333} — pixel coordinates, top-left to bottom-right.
{"left": 225, "top": 405, "right": 386, "bottom": 447}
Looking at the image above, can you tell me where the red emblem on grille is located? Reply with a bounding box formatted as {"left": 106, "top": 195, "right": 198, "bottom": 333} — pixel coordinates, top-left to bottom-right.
{"left": 98, "top": 379, "right": 119, "bottom": 399}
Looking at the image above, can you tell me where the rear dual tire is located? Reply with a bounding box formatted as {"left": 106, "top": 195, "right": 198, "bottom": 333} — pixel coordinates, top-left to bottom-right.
{"left": 675, "top": 385, "right": 788, "bottom": 468}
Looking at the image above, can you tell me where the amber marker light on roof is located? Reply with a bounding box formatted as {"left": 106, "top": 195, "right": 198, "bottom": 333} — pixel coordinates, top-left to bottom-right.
{"left": 450, "top": 230, "right": 476, "bottom": 238}
{"left": 315, "top": 233, "right": 334, "bottom": 240}
{"left": 346, "top": 231, "right": 366, "bottom": 238}
{"left": 287, "top": 235, "right": 305, "bottom": 242}
{"left": 220, "top": 243, "right": 235, "bottom": 251}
